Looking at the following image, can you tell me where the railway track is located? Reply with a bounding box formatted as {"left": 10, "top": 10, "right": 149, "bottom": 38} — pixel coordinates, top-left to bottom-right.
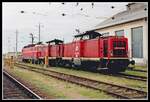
{"left": 14, "top": 63, "right": 147, "bottom": 99}
{"left": 99, "top": 72, "right": 147, "bottom": 82}
{"left": 127, "top": 67, "right": 147, "bottom": 73}
{"left": 63, "top": 66, "right": 147, "bottom": 82}
{"left": 132, "top": 69, "right": 147, "bottom": 73}
{"left": 3, "top": 70, "right": 42, "bottom": 99}
{"left": 17, "top": 62, "right": 147, "bottom": 82}
{"left": 116, "top": 73, "right": 147, "bottom": 82}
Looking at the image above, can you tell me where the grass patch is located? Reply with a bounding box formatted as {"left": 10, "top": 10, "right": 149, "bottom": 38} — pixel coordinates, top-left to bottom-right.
{"left": 5, "top": 67, "right": 114, "bottom": 99}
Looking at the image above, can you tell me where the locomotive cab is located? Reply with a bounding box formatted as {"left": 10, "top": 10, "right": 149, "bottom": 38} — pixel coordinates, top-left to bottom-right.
{"left": 46, "top": 39, "right": 64, "bottom": 45}
{"left": 100, "top": 36, "right": 133, "bottom": 72}
{"left": 46, "top": 39, "right": 64, "bottom": 57}
{"left": 46, "top": 39, "right": 64, "bottom": 66}
{"left": 74, "top": 31, "right": 102, "bottom": 41}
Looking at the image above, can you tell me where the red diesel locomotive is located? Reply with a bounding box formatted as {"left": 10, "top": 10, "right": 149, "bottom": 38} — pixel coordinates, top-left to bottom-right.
{"left": 22, "top": 31, "right": 135, "bottom": 72}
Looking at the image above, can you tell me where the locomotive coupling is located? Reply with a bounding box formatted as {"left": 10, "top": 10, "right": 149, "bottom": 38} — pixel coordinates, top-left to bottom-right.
{"left": 130, "top": 60, "right": 135, "bottom": 65}
{"left": 128, "top": 60, "right": 135, "bottom": 70}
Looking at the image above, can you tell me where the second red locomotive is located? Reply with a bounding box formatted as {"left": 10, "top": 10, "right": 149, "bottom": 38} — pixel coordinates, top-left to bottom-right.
{"left": 22, "top": 31, "right": 135, "bottom": 72}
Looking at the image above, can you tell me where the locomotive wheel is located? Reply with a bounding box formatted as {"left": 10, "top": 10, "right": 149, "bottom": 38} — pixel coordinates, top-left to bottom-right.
{"left": 107, "top": 63, "right": 126, "bottom": 73}
{"left": 71, "top": 63, "right": 80, "bottom": 70}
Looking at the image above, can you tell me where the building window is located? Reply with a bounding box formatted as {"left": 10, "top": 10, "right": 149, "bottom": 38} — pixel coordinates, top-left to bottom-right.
{"left": 115, "top": 30, "right": 124, "bottom": 36}
{"left": 102, "top": 32, "right": 109, "bottom": 36}
{"left": 131, "top": 26, "right": 143, "bottom": 58}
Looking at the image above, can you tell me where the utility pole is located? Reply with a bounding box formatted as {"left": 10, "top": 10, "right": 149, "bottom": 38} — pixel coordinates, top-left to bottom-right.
{"left": 14, "top": 47, "right": 15, "bottom": 57}
{"left": 39, "top": 23, "right": 41, "bottom": 42}
{"left": 16, "top": 30, "right": 18, "bottom": 59}
{"left": 36, "top": 23, "right": 44, "bottom": 43}
{"left": 8, "top": 37, "right": 10, "bottom": 53}
{"left": 30, "top": 33, "right": 34, "bottom": 44}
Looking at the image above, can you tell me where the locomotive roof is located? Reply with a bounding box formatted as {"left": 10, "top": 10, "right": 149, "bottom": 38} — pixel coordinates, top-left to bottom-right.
{"left": 35, "top": 44, "right": 45, "bottom": 47}
{"left": 74, "top": 31, "right": 102, "bottom": 37}
{"left": 46, "top": 39, "right": 63, "bottom": 44}
{"left": 102, "top": 36, "right": 125, "bottom": 39}
{"left": 23, "top": 44, "right": 36, "bottom": 48}
{"left": 36, "top": 42, "right": 43, "bottom": 45}
{"left": 23, "top": 42, "right": 45, "bottom": 48}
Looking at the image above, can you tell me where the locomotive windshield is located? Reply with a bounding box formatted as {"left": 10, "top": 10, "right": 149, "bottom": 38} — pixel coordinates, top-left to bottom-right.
{"left": 112, "top": 40, "right": 127, "bottom": 57}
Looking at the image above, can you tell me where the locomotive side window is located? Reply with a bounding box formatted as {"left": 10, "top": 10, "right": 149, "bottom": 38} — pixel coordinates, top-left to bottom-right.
{"left": 102, "top": 32, "right": 109, "bottom": 37}
{"left": 103, "top": 40, "right": 108, "bottom": 57}
{"left": 42, "top": 46, "right": 45, "bottom": 52}
{"left": 76, "top": 37, "right": 82, "bottom": 41}
{"left": 41, "top": 46, "right": 42, "bottom": 51}
{"left": 50, "top": 42, "right": 56, "bottom": 45}
{"left": 36, "top": 46, "right": 38, "bottom": 51}
{"left": 115, "top": 30, "right": 124, "bottom": 36}
{"left": 74, "top": 31, "right": 101, "bottom": 41}
{"left": 82, "top": 35, "right": 89, "bottom": 40}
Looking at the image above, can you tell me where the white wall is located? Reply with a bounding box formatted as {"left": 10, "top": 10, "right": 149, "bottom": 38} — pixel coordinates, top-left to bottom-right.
{"left": 95, "top": 18, "right": 148, "bottom": 65}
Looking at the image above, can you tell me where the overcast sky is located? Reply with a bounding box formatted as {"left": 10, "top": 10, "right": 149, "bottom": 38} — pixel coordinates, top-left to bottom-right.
{"left": 2, "top": 2, "right": 129, "bottom": 54}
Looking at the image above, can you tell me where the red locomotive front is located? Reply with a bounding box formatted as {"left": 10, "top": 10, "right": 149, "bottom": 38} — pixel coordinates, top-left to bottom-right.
{"left": 98, "top": 36, "right": 130, "bottom": 72}
{"left": 22, "top": 44, "right": 37, "bottom": 63}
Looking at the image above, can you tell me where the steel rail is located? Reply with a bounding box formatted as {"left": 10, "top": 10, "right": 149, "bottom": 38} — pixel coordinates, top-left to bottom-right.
{"left": 98, "top": 72, "right": 147, "bottom": 82}
{"left": 3, "top": 70, "right": 42, "bottom": 99}
{"left": 127, "top": 69, "right": 147, "bottom": 73}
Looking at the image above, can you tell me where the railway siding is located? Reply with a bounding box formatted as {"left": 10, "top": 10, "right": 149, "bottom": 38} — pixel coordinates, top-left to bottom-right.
{"left": 16, "top": 62, "right": 147, "bottom": 91}
{"left": 14, "top": 63, "right": 147, "bottom": 99}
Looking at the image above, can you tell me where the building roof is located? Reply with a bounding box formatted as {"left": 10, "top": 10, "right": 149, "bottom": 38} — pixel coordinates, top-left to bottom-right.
{"left": 90, "top": 3, "right": 148, "bottom": 31}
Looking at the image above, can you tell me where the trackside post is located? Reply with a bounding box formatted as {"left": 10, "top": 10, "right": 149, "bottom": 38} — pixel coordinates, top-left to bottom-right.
{"left": 44, "top": 56, "right": 48, "bottom": 68}
{"left": 10, "top": 56, "right": 14, "bottom": 68}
